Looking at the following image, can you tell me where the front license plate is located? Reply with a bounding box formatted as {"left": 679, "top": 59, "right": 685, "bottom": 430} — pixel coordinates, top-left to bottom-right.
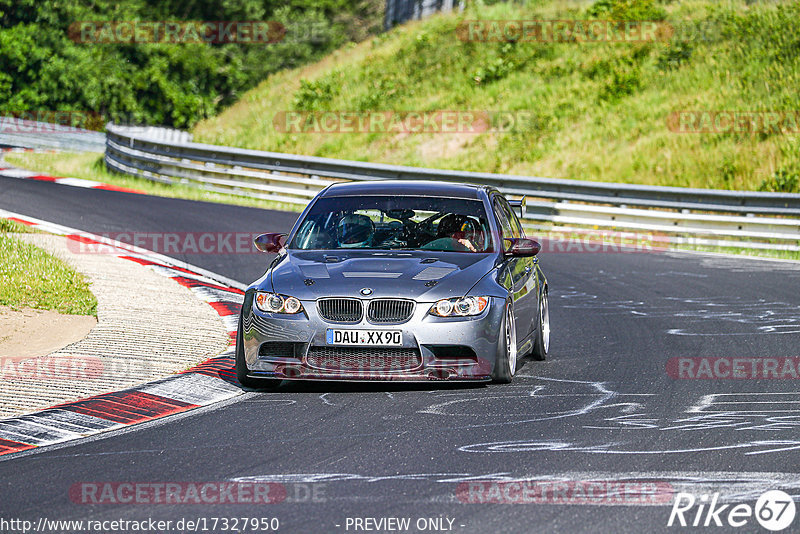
{"left": 326, "top": 329, "right": 402, "bottom": 347}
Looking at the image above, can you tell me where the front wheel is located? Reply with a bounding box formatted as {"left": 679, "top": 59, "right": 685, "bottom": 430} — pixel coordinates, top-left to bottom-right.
{"left": 235, "top": 315, "right": 281, "bottom": 389}
{"left": 492, "top": 302, "right": 518, "bottom": 383}
{"left": 531, "top": 288, "right": 550, "bottom": 361}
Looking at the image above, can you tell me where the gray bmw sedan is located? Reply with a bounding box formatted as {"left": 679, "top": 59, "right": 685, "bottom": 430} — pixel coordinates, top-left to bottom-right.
{"left": 236, "top": 180, "right": 549, "bottom": 386}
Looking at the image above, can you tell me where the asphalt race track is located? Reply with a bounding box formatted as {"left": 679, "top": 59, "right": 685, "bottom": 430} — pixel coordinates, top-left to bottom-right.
{"left": 2, "top": 176, "right": 800, "bottom": 533}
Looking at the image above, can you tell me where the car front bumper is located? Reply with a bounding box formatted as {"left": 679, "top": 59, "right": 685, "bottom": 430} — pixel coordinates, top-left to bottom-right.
{"left": 241, "top": 295, "right": 505, "bottom": 382}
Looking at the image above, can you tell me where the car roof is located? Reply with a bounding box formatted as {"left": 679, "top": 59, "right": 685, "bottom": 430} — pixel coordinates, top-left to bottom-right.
{"left": 320, "top": 180, "right": 491, "bottom": 200}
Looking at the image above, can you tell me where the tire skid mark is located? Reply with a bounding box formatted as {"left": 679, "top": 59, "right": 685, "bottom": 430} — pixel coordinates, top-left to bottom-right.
{"left": 557, "top": 288, "right": 800, "bottom": 335}
{"left": 230, "top": 470, "right": 800, "bottom": 506}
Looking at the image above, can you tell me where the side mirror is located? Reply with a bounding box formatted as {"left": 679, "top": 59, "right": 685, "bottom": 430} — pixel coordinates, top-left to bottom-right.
{"left": 254, "top": 233, "right": 287, "bottom": 253}
{"left": 504, "top": 237, "right": 541, "bottom": 257}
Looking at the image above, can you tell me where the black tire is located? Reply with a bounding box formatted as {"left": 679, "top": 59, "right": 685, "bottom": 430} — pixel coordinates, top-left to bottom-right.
{"left": 492, "top": 302, "right": 517, "bottom": 384}
{"left": 531, "top": 288, "right": 550, "bottom": 361}
{"left": 235, "top": 315, "right": 281, "bottom": 389}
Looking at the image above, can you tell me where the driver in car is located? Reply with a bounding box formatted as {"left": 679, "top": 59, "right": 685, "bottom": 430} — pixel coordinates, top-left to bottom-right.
{"left": 437, "top": 214, "right": 479, "bottom": 252}
{"left": 336, "top": 213, "right": 375, "bottom": 248}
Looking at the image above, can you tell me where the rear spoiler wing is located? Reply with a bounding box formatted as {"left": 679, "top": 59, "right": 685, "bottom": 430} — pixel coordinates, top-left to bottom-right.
{"left": 508, "top": 196, "right": 526, "bottom": 218}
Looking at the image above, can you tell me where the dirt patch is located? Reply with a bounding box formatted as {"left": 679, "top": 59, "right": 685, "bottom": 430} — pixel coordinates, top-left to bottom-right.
{"left": 0, "top": 305, "right": 96, "bottom": 360}
{"left": 416, "top": 132, "right": 475, "bottom": 163}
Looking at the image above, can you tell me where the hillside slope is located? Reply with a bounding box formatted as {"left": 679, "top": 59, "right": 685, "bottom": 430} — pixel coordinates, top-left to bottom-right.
{"left": 193, "top": 0, "right": 800, "bottom": 192}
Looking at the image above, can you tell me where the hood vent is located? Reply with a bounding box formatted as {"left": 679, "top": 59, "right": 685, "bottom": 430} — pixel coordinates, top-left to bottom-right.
{"left": 342, "top": 272, "right": 402, "bottom": 278}
{"left": 412, "top": 266, "right": 456, "bottom": 281}
{"left": 300, "top": 264, "right": 330, "bottom": 279}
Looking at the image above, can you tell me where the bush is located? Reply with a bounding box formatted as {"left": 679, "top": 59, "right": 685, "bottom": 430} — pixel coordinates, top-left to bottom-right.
{"left": 759, "top": 169, "right": 799, "bottom": 193}
{"left": 588, "top": 0, "right": 667, "bottom": 20}
{"left": 294, "top": 78, "right": 338, "bottom": 111}
{"left": 472, "top": 43, "right": 520, "bottom": 85}
{"left": 657, "top": 42, "right": 693, "bottom": 70}
{"left": 0, "top": 0, "right": 383, "bottom": 128}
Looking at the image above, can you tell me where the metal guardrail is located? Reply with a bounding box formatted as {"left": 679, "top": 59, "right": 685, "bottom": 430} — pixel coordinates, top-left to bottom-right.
{"left": 110, "top": 125, "right": 193, "bottom": 145}
{"left": 105, "top": 123, "right": 800, "bottom": 251}
{"left": 0, "top": 117, "right": 106, "bottom": 152}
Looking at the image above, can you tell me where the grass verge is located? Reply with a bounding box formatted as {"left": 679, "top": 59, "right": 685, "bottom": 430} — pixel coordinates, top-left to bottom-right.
{"left": 0, "top": 219, "right": 38, "bottom": 234}
{"left": 666, "top": 242, "right": 800, "bottom": 262}
{"left": 0, "top": 219, "right": 98, "bottom": 316}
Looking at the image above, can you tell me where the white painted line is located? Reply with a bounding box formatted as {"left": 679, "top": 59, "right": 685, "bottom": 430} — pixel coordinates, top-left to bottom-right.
{"left": 219, "top": 315, "right": 239, "bottom": 332}
{"left": 0, "top": 420, "right": 80, "bottom": 445}
{"left": 20, "top": 410, "right": 121, "bottom": 433}
{"left": 55, "top": 177, "right": 103, "bottom": 188}
{"left": 137, "top": 372, "right": 241, "bottom": 406}
{"left": 189, "top": 285, "right": 244, "bottom": 304}
{"left": 0, "top": 169, "right": 37, "bottom": 178}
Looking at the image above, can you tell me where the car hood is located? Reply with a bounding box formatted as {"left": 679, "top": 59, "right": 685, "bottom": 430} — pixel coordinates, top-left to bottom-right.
{"left": 266, "top": 250, "right": 498, "bottom": 302}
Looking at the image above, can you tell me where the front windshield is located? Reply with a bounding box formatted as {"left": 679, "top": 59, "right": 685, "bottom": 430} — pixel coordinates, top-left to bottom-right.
{"left": 290, "top": 195, "right": 495, "bottom": 253}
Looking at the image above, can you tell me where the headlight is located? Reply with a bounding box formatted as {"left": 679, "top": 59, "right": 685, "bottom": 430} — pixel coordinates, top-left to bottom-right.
{"left": 255, "top": 292, "right": 304, "bottom": 314}
{"left": 429, "top": 296, "right": 489, "bottom": 317}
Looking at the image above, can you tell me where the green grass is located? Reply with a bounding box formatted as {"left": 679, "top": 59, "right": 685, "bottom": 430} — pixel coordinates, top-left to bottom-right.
{"left": 0, "top": 221, "right": 98, "bottom": 316}
{"left": 193, "top": 0, "right": 800, "bottom": 192}
{"left": 2, "top": 152, "right": 304, "bottom": 213}
{"left": 0, "top": 218, "right": 38, "bottom": 234}
{"left": 671, "top": 243, "right": 800, "bottom": 262}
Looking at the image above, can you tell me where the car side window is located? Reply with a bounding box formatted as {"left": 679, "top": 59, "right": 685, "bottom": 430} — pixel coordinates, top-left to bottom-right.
{"left": 499, "top": 198, "right": 525, "bottom": 238}
{"left": 493, "top": 197, "right": 524, "bottom": 241}
{"left": 493, "top": 198, "right": 514, "bottom": 250}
